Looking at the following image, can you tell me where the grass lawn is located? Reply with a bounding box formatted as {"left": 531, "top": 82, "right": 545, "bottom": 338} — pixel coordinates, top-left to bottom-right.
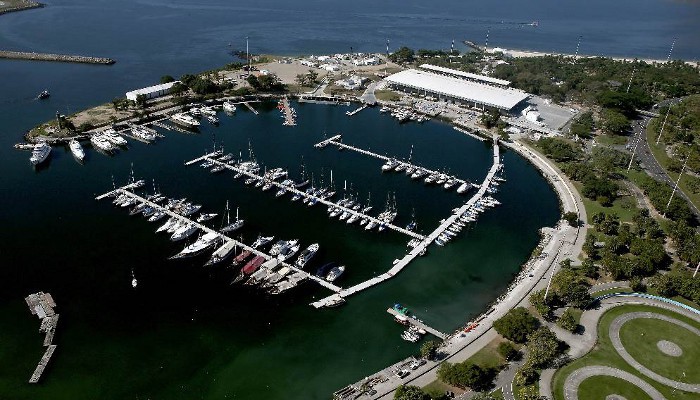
{"left": 423, "top": 379, "right": 465, "bottom": 397}
{"left": 552, "top": 304, "right": 700, "bottom": 400}
{"left": 375, "top": 90, "right": 401, "bottom": 101}
{"left": 619, "top": 318, "right": 700, "bottom": 383}
{"left": 465, "top": 336, "right": 508, "bottom": 370}
{"left": 576, "top": 375, "right": 653, "bottom": 400}
{"left": 573, "top": 182, "right": 638, "bottom": 224}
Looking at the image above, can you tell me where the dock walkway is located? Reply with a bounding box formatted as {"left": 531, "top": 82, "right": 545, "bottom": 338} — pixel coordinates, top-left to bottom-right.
{"left": 346, "top": 105, "right": 367, "bottom": 116}
{"left": 386, "top": 308, "right": 447, "bottom": 339}
{"left": 311, "top": 139, "right": 501, "bottom": 308}
{"left": 280, "top": 97, "right": 296, "bottom": 126}
{"left": 96, "top": 186, "right": 341, "bottom": 294}
{"left": 185, "top": 154, "right": 425, "bottom": 241}
{"left": 243, "top": 102, "right": 259, "bottom": 115}
{"left": 29, "top": 345, "right": 57, "bottom": 383}
{"left": 316, "top": 135, "right": 477, "bottom": 188}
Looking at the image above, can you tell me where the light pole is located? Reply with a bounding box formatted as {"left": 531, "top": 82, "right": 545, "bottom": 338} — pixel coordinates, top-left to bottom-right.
{"left": 655, "top": 107, "right": 671, "bottom": 145}
{"left": 627, "top": 128, "right": 642, "bottom": 172}
{"left": 693, "top": 261, "right": 699, "bottom": 278}
{"left": 664, "top": 156, "right": 688, "bottom": 214}
{"left": 626, "top": 66, "right": 636, "bottom": 93}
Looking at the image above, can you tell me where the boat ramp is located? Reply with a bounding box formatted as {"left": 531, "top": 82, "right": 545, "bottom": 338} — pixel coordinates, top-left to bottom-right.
{"left": 25, "top": 292, "right": 59, "bottom": 383}
{"left": 314, "top": 135, "right": 478, "bottom": 190}
{"left": 96, "top": 184, "right": 341, "bottom": 295}
{"left": 184, "top": 153, "right": 425, "bottom": 241}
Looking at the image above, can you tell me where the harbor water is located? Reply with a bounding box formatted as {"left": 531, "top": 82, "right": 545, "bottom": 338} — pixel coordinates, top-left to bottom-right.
{"left": 1, "top": 0, "right": 696, "bottom": 398}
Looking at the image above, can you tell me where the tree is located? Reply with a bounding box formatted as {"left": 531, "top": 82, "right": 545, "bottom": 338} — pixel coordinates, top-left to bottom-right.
{"left": 436, "top": 362, "right": 494, "bottom": 391}
{"left": 557, "top": 308, "right": 578, "bottom": 332}
{"left": 135, "top": 94, "right": 147, "bottom": 109}
{"left": 295, "top": 73, "right": 308, "bottom": 87}
{"left": 420, "top": 340, "right": 440, "bottom": 360}
{"left": 498, "top": 341, "right": 521, "bottom": 361}
{"left": 493, "top": 308, "right": 539, "bottom": 343}
{"left": 600, "top": 108, "right": 630, "bottom": 135}
{"left": 307, "top": 69, "right": 319, "bottom": 84}
{"left": 529, "top": 289, "right": 553, "bottom": 319}
{"left": 518, "top": 385, "right": 547, "bottom": 400}
{"left": 552, "top": 269, "right": 592, "bottom": 308}
{"left": 394, "top": 385, "right": 429, "bottom": 400}
{"left": 629, "top": 276, "right": 645, "bottom": 292}
{"left": 160, "top": 75, "right": 175, "bottom": 84}
{"left": 389, "top": 46, "right": 415, "bottom": 63}
{"left": 526, "top": 327, "right": 564, "bottom": 368}
{"left": 563, "top": 211, "right": 579, "bottom": 226}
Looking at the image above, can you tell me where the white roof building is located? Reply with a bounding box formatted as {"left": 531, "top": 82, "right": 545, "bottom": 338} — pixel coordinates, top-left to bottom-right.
{"left": 126, "top": 81, "right": 180, "bottom": 101}
{"left": 386, "top": 69, "right": 529, "bottom": 111}
{"left": 419, "top": 64, "right": 511, "bottom": 87}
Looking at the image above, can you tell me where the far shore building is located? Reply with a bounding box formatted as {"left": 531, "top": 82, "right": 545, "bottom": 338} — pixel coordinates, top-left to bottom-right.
{"left": 125, "top": 81, "right": 180, "bottom": 102}
{"left": 385, "top": 66, "right": 529, "bottom": 113}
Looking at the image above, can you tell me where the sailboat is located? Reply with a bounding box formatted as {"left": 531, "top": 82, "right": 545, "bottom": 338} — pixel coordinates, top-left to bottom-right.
{"left": 406, "top": 208, "right": 417, "bottom": 231}
{"left": 295, "top": 157, "right": 309, "bottom": 188}
{"left": 221, "top": 201, "right": 244, "bottom": 233}
{"left": 131, "top": 269, "right": 138, "bottom": 288}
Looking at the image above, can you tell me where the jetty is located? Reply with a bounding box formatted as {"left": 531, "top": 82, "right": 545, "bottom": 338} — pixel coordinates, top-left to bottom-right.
{"left": 386, "top": 308, "right": 447, "bottom": 339}
{"left": 0, "top": 50, "right": 115, "bottom": 65}
{"left": 346, "top": 105, "right": 367, "bottom": 117}
{"left": 184, "top": 153, "right": 425, "bottom": 241}
{"left": 311, "top": 139, "right": 501, "bottom": 308}
{"left": 25, "top": 292, "right": 59, "bottom": 383}
{"left": 314, "top": 135, "right": 477, "bottom": 189}
{"left": 96, "top": 185, "right": 341, "bottom": 295}
{"left": 0, "top": 1, "right": 43, "bottom": 16}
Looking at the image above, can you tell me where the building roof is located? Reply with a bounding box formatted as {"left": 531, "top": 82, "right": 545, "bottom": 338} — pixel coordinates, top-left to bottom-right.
{"left": 386, "top": 69, "right": 529, "bottom": 110}
{"left": 126, "top": 81, "right": 180, "bottom": 97}
{"left": 419, "top": 64, "right": 511, "bottom": 86}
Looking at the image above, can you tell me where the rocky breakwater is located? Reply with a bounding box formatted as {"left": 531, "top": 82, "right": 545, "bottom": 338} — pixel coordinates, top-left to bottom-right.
{"left": 0, "top": 50, "right": 115, "bottom": 65}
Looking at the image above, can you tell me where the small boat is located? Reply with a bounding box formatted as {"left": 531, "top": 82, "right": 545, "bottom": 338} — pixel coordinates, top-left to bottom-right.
{"left": 37, "top": 90, "right": 50, "bottom": 100}
{"left": 381, "top": 158, "right": 399, "bottom": 172}
{"left": 68, "top": 139, "right": 85, "bottom": 162}
{"left": 196, "top": 213, "right": 218, "bottom": 223}
{"left": 316, "top": 262, "right": 337, "bottom": 278}
{"left": 210, "top": 164, "right": 226, "bottom": 173}
{"left": 131, "top": 269, "right": 137, "bottom": 288}
{"left": 325, "top": 265, "right": 345, "bottom": 282}
{"left": 29, "top": 142, "right": 51, "bottom": 165}
{"left": 222, "top": 101, "right": 237, "bottom": 113}
{"left": 207, "top": 114, "right": 219, "bottom": 125}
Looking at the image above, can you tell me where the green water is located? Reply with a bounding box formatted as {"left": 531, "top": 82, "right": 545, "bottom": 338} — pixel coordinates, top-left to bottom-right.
{"left": 0, "top": 102, "right": 559, "bottom": 399}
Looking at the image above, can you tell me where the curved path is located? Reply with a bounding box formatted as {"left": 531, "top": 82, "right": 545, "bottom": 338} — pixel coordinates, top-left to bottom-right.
{"left": 563, "top": 366, "right": 666, "bottom": 400}
{"left": 608, "top": 311, "right": 700, "bottom": 393}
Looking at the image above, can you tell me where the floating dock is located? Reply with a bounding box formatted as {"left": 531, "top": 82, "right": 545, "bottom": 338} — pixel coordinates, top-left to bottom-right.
{"left": 0, "top": 50, "right": 115, "bottom": 65}
{"left": 25, "top": 292, "right": 59, "bottom": 383}
{"left": 96, "top": 185, "right": 342, "bottom": 294}
{"left": 315, "top": 134, "right": 477, "bottom": 189}
{"left": 279, "top": 97, "right": 296, "bottom": 126}
{"left": 386, "top": 308, "right": 447, "bottom": 339}
{"left": 311, "top": 138, "right": 501, "bottom": 308}
{"left": 184, "top": 153, "right": 425, "bottom": 241}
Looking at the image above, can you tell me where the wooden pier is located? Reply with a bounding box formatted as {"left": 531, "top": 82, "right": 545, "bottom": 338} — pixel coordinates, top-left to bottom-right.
{"left": 185, "top": 153, "right": 425, "bottom": 240}
{"left": 386, "top": 308, "right": 447, "bottom": 339}
{"left": 96, "top": 186, "right": 341, "bottom": 294}
{"left": 25, "top": 292, "right": 59, "bottom": 383}
{"left": 315, "top": 135, "right": 477, "bottom": 189}
{"left": 311, "top": 139, "right": 501, "bottom": 308}
{"left": 29, "top": 345, "right": 57, "bottom": 383}
{"left": 243, "top": 101, "right": 259, "bottom": 115}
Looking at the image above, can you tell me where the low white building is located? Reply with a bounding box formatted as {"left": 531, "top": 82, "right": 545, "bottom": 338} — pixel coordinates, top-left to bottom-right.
{"left": 126, "top": 81, "right": 180, "bottom": 102}
{"left": 335, "top": 75, "right": 368, "bottom": 90}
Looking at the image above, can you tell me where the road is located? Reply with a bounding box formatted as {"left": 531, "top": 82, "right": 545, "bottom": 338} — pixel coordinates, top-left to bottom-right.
{"left": 628, "top": 101, "right": 700, "bottom": 220}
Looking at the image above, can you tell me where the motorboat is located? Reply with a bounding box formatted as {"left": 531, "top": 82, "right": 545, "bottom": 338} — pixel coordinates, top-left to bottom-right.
{"left": 196, "top": 213, "right": 218, "bottom": 222}
{"left": 170, "top": 223, "right": 198, "bottom": 241}
{"left": 222, "top": 101, "right": 237, "bottom": 113}
{"left": 295, "top": 243, "right": 319, "bottom": 269}
{"left": 325, "top": 265, "right": 345, "bottom": 282}
{"left": 29, "top": 142, "right": 51, "bottom": 165}
{"left": 90, "top": 134, "right": 114, "bottom": 152}
{"left": 170, "top": 112, "right": 201, "bottom": 128}
{"left": 68, "top": 139, "right": 85, "bottom": 162}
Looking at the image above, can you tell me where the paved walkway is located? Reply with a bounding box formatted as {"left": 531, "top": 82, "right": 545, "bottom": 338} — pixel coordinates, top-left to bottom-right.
{"left": 608, "top": 312, "right": 700, "bottom": 393}
{"left": 563, "top": 366, "right": 667, "bottom": 400}
{"left": 540, "top": 295, "right": 700, "bottom": 399}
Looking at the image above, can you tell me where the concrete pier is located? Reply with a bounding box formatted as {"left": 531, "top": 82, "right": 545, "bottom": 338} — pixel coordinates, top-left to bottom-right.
{"left": 0, "top": 50, "right": 115, "bottom": 65}
{"left": 386, "top": 308, "right": 447, "bottom": 339}
{"left": 25, "top": 292, "right": 59, "bottom": 383}
{"left": 315, "top": 135, "right": 477, "bottom": 189}
{"left": 185, "top": 153, "right": 425, "bottom": 240}
{"left": 29, "top": 345, "right": 57, "bottom": 383}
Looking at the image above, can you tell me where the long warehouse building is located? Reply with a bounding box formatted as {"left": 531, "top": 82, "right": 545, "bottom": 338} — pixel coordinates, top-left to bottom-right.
{"left": 385, "top": 69, "right": 530, "bottom": 112}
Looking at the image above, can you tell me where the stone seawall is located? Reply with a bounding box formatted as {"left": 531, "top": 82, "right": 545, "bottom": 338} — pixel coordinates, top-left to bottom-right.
{"left": 0, "top": 50, "right": 115, "bottom": 65}
{"left": 0, "top": 1, "right": 43, "bottom": 15}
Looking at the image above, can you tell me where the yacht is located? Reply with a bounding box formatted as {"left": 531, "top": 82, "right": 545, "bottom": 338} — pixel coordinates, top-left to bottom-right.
{"left": 171, "top": 232, "right": 220, "bottom": 258}
{"left": 170, "top": 223, "right": 198, "bottom": 241}
{"left": 196, "top": 213, "right": 218, "bottom": 222}
{"left": 205, "top": 241, "right": 237, "bottom": 266}
{"left": 103, "top": 130, "right": 128, "bottom": 146}
{"left": 295, "top": 243, "right": 319, "bottom": 269}
{"left": 222, "top": 101, "right": 237, "bottom": 113}
{"left": 29, "top": 142, "right": 51, "bottom": 165}
{"left": 278, "top": 242, "right": 301, "bottom": 261}
{"left": 381, "top": 158, "right": 399, "bottom": 172}
{"left": 457, "top": 182, "right": 472, "bottom": 194}
{"left": 325, "top": 265, "right": 345, "bottom": 282}
{"left": 206, "top": 114, "right": 219, "bottom": 125}
{"left": 170, "top": 112, "right": 201, "bottom": 128}
{"left": 90, "top": 134, "right": 114, "bottom": 152}
{"left": 251, "top": 235, "right": 274, "bottom": 249}
{"left": 221, "top": 207, "right": 244, "bottom": 233}
{"left": 68, "top": 139, "right": 85, "bottom": 162}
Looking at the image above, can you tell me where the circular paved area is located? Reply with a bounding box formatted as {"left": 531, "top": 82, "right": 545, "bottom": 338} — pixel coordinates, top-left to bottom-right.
{"left": 609, "top": 311, "right": 700, "bottom": 393}
{"left": 563, "top": 366, "right": 665, "bottom": 400}
{"left": 656, "top": 340, "right": 682, "bottom": 357}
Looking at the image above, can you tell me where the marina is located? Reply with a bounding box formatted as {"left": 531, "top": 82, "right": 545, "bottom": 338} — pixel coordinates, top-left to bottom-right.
{"left": 95, "top": 182, "right": 343, "bottom": 296}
